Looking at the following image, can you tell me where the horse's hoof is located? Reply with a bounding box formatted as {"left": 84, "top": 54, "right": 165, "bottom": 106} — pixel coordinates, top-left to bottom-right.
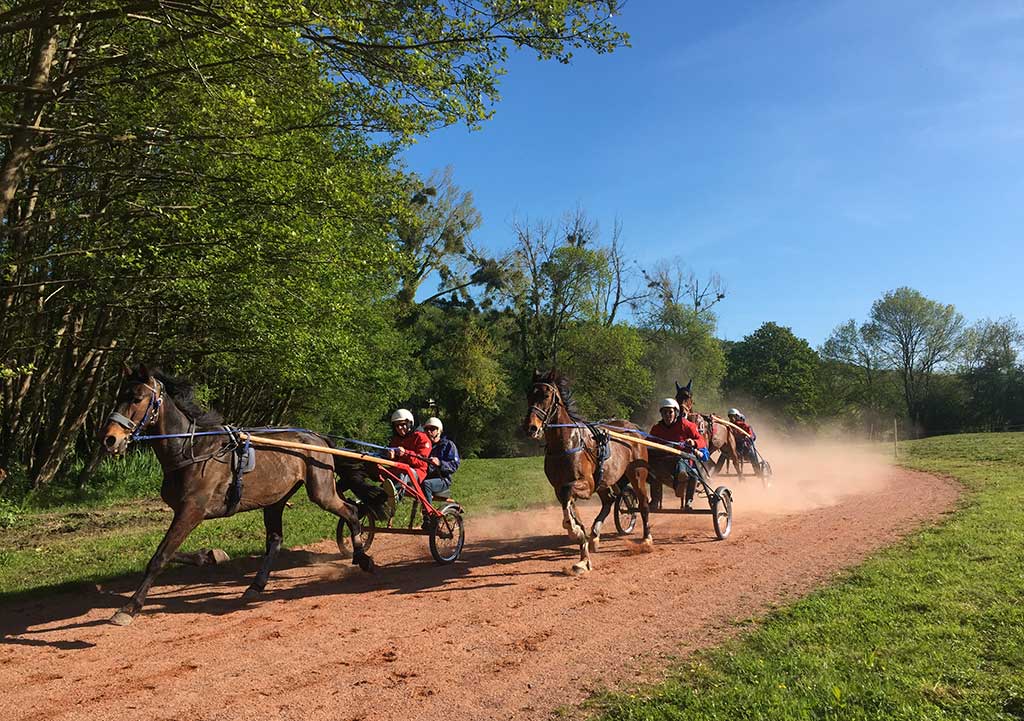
{"left": 353, "top": 551, "right": 375, "bottom": 573}
{"left": 588, "top": 537, "right": 600, "bottom": 553}
{"left": 208, "top": 548, "right": 230, "bottom": 564}
{"left": 109, "top": 610, "right": 134, "bottom": 627}
{"left": 565, "top": 560, "right": 592, "bottom": 576}
{"left": 242, "top": 586, "right": 263, "bottom": 601}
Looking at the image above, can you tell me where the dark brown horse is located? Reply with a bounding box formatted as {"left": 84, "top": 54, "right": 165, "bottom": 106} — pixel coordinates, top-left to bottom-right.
{"left": 523, "top": 370, "right": 652, "bottom": 575}
{"left": 674, "top": 379, "right": 743, "bottom": 479}
{"left": 99, "top": 365, "right": 387, "bottom": 626}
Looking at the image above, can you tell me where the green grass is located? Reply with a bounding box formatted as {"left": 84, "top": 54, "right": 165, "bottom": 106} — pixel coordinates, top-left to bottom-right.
{"left": 0, "top": 455, "right": 552, "bottom": 600}
{"left": 590, "top": 432, "right": 1024, "bottom": 721}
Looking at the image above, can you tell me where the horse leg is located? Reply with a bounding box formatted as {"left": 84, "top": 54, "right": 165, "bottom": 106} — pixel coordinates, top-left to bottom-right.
{"left": 568, "top": 497, "right": 592, "bottom": 575}
{"left": 633, "top": 469, "right": 654, "bottom": 548}
{"left": 110, "top": 504, "right": 204, "bottom": 626}
{"left": 588, "top": 487, "right": 614, "bottom": 552}
{"left": 307, "top": 476, "right": 374, "bottom": 573}
{"left": 243, "top": 496, "right": 291, "bottom": 599}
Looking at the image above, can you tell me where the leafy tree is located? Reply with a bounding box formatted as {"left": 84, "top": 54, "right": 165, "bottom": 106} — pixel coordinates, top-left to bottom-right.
{"left": 501, "top": 209, "right": 612, "bottom": 368}
{"left": 560, "top": 322, "right": 652, "bottom": 419}
{"left": 725, "top": 322, "right": 821, "bottom": 423}
{"left": 865, "top": 287, "right": 966, "bottom": 428}
{"left": 959, "top": 317, "right": 1024, "bottom": 430}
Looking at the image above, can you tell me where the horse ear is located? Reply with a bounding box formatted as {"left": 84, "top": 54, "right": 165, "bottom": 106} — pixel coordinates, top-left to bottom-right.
{"left": 532, "top": 369, "right": 542, "bottom": 382}
{"left": 674, "top": 380, "right": 681, "bottom": 393}
{"left": 137, "top": 363, "right": 150, "bottom": 379}
{"left": 685, "top": 379, "right": 692, "bottom": 393}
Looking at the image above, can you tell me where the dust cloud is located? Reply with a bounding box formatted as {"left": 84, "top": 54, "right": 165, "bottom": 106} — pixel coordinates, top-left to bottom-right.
{"left": 728, "top": 428, "right": 896, "bottom": 516}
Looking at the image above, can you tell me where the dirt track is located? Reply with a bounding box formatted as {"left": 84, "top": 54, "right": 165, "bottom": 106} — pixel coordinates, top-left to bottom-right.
{"left": 1, "top": 458, "right": 958, "bottom": 721}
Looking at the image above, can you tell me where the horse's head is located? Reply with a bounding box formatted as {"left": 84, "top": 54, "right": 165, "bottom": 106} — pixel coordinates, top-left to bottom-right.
{"left": 675, "top": 379, "right": 694, "bottom": 413}
{"left": 523, "top": 370, "right": 564, "bottom": 440}
{"left": 100, "top": 364, "right": 165, "bottom": 455}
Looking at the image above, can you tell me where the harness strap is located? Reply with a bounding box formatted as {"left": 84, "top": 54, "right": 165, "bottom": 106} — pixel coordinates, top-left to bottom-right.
{"left": 224, "top": 426, "right": 248, "bottom": 515}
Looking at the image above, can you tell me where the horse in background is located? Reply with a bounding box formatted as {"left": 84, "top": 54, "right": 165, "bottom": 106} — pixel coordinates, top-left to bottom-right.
{"left": 523, "top": 370, "right": 652, "bottom": 575}
{"left": 99, "top": 364, "right": 389, "bottom": 626}
{"left": 674, "top": 379, "right": 743, "bottom": 480}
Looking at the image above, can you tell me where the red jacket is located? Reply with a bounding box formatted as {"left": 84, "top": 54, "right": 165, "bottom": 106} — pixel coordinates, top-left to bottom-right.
{"left": 733, "top": 420, "right": 755, "bottom": 441}
{"left": 649, "top": 417, "right": 707, "bottom": 450}
{"left": 389, "top": 430, "right": 432, "bottom": 481}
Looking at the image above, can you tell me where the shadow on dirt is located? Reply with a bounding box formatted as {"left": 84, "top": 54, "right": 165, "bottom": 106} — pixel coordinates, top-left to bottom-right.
{"left": 0, "top": 527, "right": 712, "bottom": 647}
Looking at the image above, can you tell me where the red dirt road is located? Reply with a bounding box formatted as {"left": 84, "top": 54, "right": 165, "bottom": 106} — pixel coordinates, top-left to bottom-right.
{"left": 1, "top": 461, "right": 958, "bottom": 721}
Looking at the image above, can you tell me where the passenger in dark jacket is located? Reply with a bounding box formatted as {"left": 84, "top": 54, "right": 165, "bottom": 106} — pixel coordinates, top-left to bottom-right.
{"left": 421, "top": 416, "right": 460, "bottom": 506}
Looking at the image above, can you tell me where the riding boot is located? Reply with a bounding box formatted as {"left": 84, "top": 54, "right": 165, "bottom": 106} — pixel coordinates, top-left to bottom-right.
{"left": 684, "top": 476, "right": 696, "bottom": 510}
{"left": 650, "top": 479, "right": 662, "bottom": 510}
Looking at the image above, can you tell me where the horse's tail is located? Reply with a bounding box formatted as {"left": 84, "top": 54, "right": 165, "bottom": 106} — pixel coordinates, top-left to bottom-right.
{"left": 327, "top": 440, "right": 394, "bottom": 523}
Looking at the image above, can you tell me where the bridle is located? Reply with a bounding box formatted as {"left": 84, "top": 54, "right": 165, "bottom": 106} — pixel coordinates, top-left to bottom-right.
{"left": 107, "top": 379, "right": 164, "bottom": 443}
{"left": 527, "top": 382, "right": 563, "bottom": 431}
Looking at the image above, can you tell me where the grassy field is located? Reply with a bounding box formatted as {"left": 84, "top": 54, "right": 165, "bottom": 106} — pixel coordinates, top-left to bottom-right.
{"left": 0, "top": 454, "right": 553, "bottom": 601}
{"left": 589, "top": 433, "right": 1024, "bottom": 721}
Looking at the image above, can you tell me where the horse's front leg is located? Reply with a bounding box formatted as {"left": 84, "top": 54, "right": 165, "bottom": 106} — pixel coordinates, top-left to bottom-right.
{"left": 110, "top": 504, "right": 204, "bottom": 626}
{"left": 243, "top": 501, "right": 286, "bottom": 599}
{"left": 589, "top": 487, "right": 614, "bottom": 552}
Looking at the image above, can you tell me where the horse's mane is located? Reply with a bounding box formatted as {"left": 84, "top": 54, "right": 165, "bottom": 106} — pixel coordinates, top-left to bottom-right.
{"left": 135, "top": 367, "right": 224, "bottom": 426}
{"left": 537, "top": 369, "right": 582, "bottom": 421}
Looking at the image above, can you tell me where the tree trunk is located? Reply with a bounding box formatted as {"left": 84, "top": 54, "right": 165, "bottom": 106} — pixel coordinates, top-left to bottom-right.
{"left": 0, "top": 3, "right": 62, "bottom": 220}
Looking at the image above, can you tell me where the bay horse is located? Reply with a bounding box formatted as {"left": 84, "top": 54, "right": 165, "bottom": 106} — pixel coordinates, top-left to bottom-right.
{"left": 99, "top": 365, "right": 388, "bottom": 626}
{"left": 674, "top": 379, "right": 743, "bottom": 479}
{"left": 523, "top": 370, "right": 652, "bottom": 575}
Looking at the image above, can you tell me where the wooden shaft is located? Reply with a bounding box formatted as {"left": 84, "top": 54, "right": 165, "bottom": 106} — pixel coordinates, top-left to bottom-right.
{"left": 238, "top": 433, "right": 407, "bottom": 470}
{"left": 602, "top": 427, "right": 686, "bottom": 456}
{"left": 708, "top": 415, "right": 752, "bottom": 438}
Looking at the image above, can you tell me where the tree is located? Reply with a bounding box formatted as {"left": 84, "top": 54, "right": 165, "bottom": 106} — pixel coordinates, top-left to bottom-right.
{"left": 560, "top": 322, "right": 653, "bottom": 419}
{"left": 0, "top": 1, "right": 629, "bottom": 487}
{"left": 725, "top": 322, "right": 821, "bottom": 423}
{"left": 959, "top": 317, "right": 1024, "bottom": 430}
{"left": 393, "top": 166, "right": 489, "bottom": 308}
{"left": 865, "top": 288, "right": 966, "bottom": 427}
{"left": 501, "top": 208, "right": 612, "bottom": 368}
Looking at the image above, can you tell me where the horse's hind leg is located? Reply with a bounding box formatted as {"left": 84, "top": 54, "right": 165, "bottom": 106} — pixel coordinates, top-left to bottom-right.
{"left": 306, "top": 474, "right": 374, "bottom": 573}
{"left": 631, "top": 465, "right": 654, "bottom": 548}
{"left": 589, "top": 487, "right": 614, "bottom": 552}
{"left": 110, "top": 504, "right": 204, "bottom": 626}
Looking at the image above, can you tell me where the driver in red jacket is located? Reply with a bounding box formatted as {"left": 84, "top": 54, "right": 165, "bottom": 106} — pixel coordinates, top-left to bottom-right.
{"left": 385, "top": 408, "right": 431, "bottom": 483}
{"left": 649, "top": 397, "right": 708, "bottom": 510}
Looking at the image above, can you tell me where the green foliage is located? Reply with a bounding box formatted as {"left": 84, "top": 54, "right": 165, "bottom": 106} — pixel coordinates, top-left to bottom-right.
{"left": 725, "top": 322, "right": 821, "bottom": 422}
{"left": 562, "top": 322, "right": 653, "bottom": 419}
{"left": 866, "top": 287, "right": 967, "bottom": 423}
{"left": 593, "top": 433, "right": 1024, "bottom": 720}
{"left": 0, "top": 1, "right": 629, "bottom": 488}
{"left": 0, "top": 497, "right": 21, "bottom": 529}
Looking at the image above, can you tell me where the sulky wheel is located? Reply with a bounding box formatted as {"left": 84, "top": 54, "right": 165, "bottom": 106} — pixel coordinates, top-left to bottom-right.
{"left": 336, "top": 511, "right": 377, "bottom": 557}
{"left": 613, "top": 486, "right": 638, "bottom": 535}
{"left": 429, "top": 504, "right": 465, "bottom": 564}
{"left": 711, "top": 485, "right": 733, "bottom": 540}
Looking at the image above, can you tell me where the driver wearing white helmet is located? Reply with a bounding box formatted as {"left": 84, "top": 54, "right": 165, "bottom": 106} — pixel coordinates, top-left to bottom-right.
{"left": 385, "top": 408, "right": 432, "bottom": 483}
{"left": 649, "top": 397, "right": 708, "bottom": 510}
{"left": 422, "top": 416, "right": 460, "bottom": 509}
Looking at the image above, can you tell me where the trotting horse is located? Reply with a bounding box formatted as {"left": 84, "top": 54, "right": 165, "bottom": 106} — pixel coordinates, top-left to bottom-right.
{"left": 99, "top": 365, "right": 387, "bottom": 626}
{"left": 523, "top": 370, "right": 652, "bottom": 575}
{"left": 674, "top": 379, "right": 743, "bottom": 479}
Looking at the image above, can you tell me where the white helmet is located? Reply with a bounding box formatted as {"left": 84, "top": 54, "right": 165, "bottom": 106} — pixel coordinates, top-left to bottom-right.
{"left": 423, "top": 416, "right": 443, "bottom": 432}
{"left": 728, "top": 408, "right": 741, "bottom": 417}
{"left": 659, "top": 398, "right": 680, "bottom": 411}
{"left": 390, "top": 408, "right": 414, "bottom": 424}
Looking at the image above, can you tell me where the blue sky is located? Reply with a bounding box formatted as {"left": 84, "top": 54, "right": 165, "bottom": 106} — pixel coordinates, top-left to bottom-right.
{"left": 400, "top": 0, "right": 1024, "bottom": 346}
